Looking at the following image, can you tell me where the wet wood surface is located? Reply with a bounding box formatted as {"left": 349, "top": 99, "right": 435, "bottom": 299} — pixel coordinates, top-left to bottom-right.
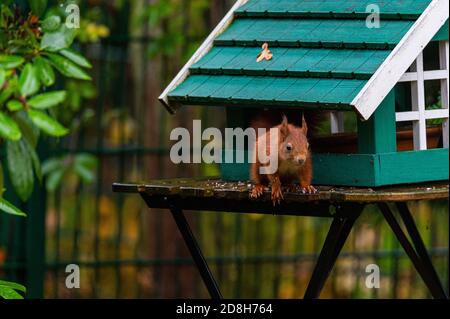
{"left": 113, "top": 179, "right": 449, "bottom": 203}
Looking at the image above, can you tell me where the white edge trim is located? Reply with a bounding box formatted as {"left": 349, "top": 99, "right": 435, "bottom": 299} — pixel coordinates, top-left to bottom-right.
{"left": 158, "top": 0, "right": 249, "bottom": 113}
{"left": 351, "top": 0, "right": 449, "bottom": 121}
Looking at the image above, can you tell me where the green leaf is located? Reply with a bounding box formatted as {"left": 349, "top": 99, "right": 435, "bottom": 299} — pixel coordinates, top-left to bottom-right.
{"left": 42, "top": 157, "right": 63, "bottom": 176}
{"left": 60, "top": 49, "right": 92, "bottom": 68}
{"left": 13, "top": 111, "right": 40, "bottom": 148}
{"left": 74, "top": 153, "right": 98, "bottom": 169}
{"left": 23, "top": 138, "right": 42, "bottom": 183}
{"left": 0, "top": 68, "right": 5, "bottom": 87}
{"left": 19, "top": 63, "right": 40, "bottom": 97}
{"left": 80, "top": 82, "right": 97, "bottom": 99}
{"left": 0, "top": 280, "right": 26, "bottom": 293}
{"left": 0, "top": 55, "right": 25, "bottom": 69}
{"left": 0, "top": 198, "right": 27, "bottom": 217}
{"left": 6, "top": 100, "right": 23, "bottom": 112}
{"left": 41, "top": 15, "right": 61, "bottom": 32}
{"left": 27, "top": 109, "right": 69, "bottom": 137}
{"left": 0, "top": 162, "right": 4, "bottom": 197}
{"left": 40, "top": 24, "right": 77, "bottom": 52}
{"left": 34, "top": 57, "right": 55, "bottom": 87}
{"left": 29, "top": 0, "right": 48, "bottom": 17}
{"left": 28, "top": 91, "right": 67, "bottom": 109}
{"left": 0, "top": 287, "right": 24, "bottom": 299}
{"left": 0, "top": 78, "right": 16, "bottom": 104}
{"left": 46, "top": 53, "right": 91, "bottom": 81}
{"left": 74, "top": 161, "right": 95, "bottom": 184}
{"left": 0, "top": 88, "right": 14, "bottom": 105}
{"left": 0, "top": 111, "right": 21, "bottom": 141}
{"left": 6, "top": 140, "right": 34, "bottom": 202}
{"left": 46, "top": 168, "right": 65, "bottom": 193}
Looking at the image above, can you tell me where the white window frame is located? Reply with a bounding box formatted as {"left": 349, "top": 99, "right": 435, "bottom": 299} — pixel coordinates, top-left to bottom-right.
{"left": 396, "top": 40, "right": 449, "bottom": 150}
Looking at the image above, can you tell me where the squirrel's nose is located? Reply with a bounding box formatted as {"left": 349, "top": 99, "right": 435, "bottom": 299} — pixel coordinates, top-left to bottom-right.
{"left": 296, "top": 156, "right": 306, "bottom": 165}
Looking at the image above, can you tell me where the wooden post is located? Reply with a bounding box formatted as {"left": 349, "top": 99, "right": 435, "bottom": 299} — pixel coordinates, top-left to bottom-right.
{"left": 357, "top": 90, "right": 397, "bottom": 154}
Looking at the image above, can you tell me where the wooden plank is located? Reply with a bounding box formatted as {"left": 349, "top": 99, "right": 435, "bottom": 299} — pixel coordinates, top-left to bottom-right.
{"left": 377, "top": 148, "right": 449, "bottom": 185}
{"left": 236, "top": 0, "right": 431, "bottom": 19}
{"left": 357, "top": 90, "right": 397, "bottom": 154}
{"left": 190, "top": 47, "right": 388, "bottom": 80}
{"left": 313, "top": 153, "right": 378, "bottom": 186}
{"left": 158, "top": 0, "right": 250, "bottom": 113}
{"left": 332, "top": 181, "right": 449, "bottom": 202}
{"left": 220, "top": 149, "right": 450, "bottom": 187}
{"left": 399, "top": 70, "right": 448, "bottom": 82}
{"left": 351, "top": 0, "right": 449, "bottom": 120}
{"left": 168, "top": 75, "right": 365, "bottom": 109}
{"left": 396, "top": 111, "right": 419, "bottom": 122}
{"left": 219, "top": 149, "right": 379, "bottom": 187}
{"left": 214, "top": 18, "right": 413, "bottom": 49}
{"left": 323, "top": 80, "right": 367, "bottom": 104}
{"left": 113, "top": 179, "right": 449, "bottom": 203}
{"left": 425, "top": 109, "right": 449, "bottom": 120}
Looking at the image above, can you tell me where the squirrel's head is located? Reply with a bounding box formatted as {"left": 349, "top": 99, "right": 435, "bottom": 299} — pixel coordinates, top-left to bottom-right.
{"left": 278, "top": 115, "right": 310, "bottom": 166}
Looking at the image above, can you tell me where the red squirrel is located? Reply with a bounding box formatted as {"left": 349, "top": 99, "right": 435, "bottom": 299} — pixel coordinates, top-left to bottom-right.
{"left": 250, "top": 114, "right": 317, "bottom": 205}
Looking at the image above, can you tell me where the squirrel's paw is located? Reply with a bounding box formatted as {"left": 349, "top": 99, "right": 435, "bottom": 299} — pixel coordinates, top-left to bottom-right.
{"left": 286, "top": 184, "right": 298, "bottom": 193}
{"left": 301, "top": 185, "right": 318, "bottom": 194}
{"left": 250, "top": 184, "right": 265, "bottom": 199}
{"left": 271, "top": 186, "right": 284, "bottom": 206}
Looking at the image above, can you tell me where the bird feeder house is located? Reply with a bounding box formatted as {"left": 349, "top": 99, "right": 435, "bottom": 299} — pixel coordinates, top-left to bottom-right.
{"left": 160, "top": 0, "right": 449, "bottom": 187}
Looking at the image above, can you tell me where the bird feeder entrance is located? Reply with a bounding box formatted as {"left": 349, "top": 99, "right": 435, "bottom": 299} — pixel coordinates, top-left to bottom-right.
{"left": 160, "top": 0, "right": 449, "bottom": 187}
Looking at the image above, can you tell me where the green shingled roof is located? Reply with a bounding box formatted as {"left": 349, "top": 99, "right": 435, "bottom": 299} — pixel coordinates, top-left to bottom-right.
{"left": 167, "top": 0, "right": 435, "bottom": 111}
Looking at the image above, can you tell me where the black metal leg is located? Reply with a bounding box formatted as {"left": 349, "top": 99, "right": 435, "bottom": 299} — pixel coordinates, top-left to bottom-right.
{"left": 169, "top": 204, "right": 223, "bottom": 299}
{"left": 396, "top": 202, "right": 448, "bottom": 299}
{"left": 379, "top": 203, "right": 448, "bottom": 299}
{"left": 304, "top": 206, "right": 362, "bottom": 299}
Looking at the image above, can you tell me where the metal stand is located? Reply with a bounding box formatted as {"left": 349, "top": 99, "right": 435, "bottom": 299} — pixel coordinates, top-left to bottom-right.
{"left": 379, "top": 202, "right": 448, "bottom": 299}
{"left": 155, "top": 202, "right": 449, "bottom": 299}
{"left": 122, "top": 180, "right": 449, "bottom": 299}
{"left": 169, "top": 204, "right": 223, "bottom": 299}
{"left": 304, "top": 206, "right": 363, "bottom": 299}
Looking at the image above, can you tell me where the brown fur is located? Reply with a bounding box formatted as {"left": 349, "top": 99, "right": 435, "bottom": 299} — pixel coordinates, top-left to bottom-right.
{"left": 250, "top": 115, "right": 316, "bottom": 205}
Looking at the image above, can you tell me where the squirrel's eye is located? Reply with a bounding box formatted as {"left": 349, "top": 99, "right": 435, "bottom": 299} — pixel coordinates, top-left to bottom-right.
{"left": 286, "top": 143, "right": 292, "bottom": 151}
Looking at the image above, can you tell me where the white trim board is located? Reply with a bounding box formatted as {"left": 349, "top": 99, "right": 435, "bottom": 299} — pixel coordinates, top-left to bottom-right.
{"left": 398, "top": 70, "right": 448, "bottom": 82}
{"left": 396, "top": 109, "right": 449, "bottom": 122}
{"left": 351, "top": 0, "right": 449, "bottom": 121}
{"left": 158, "top": 0, "right": 249, "bottom": 113}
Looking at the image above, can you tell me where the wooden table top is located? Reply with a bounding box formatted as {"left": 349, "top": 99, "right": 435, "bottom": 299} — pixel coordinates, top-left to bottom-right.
{"left": 113, "top": 179, "right": 449, "bottom": 203}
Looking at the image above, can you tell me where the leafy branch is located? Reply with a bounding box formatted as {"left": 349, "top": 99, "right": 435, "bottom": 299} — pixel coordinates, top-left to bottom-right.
{"left": 0, "top": 0, "right": 98, "bottom": 299}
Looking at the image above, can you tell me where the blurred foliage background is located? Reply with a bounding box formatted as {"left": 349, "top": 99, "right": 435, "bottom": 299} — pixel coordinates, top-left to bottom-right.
{"left": 0, "top": 0, "right": 448, "bottom": 299}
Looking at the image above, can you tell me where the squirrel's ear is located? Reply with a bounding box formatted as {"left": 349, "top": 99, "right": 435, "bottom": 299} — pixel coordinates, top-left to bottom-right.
{"left": 301, "top": 114, "right": 308, "bottom": 135}
{"left": 280, "top": 115, "right": 289, "bottom": 139}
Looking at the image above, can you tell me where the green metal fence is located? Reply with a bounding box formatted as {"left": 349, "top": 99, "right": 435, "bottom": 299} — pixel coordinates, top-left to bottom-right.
{"left": 0, "top": 0, "right": 448, "bottom": 299}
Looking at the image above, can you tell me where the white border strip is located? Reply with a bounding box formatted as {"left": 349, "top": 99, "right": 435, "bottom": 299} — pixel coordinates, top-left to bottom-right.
{"left": 158, "top": 0, "right": 249, "bottom": 113}
{"left": 351, "top": 0, "right": 449, "bottom": 120}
